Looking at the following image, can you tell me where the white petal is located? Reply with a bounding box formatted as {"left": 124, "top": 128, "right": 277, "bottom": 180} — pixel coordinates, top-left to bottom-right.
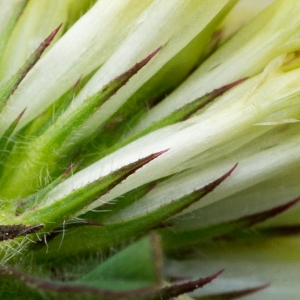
{"left": 135, "top": 0, "right": 300, "bottom": 130}
{"left": 45, "top": 67, "right": 300, "bottom": 213}
{"left": 0, "top": 0, "right": 153, "bottom": 135}
{"left": 63, "top": 0, "right": 237, "bottom": 143}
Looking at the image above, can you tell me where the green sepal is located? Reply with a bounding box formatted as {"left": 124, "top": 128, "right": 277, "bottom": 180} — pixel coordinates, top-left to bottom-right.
{"left": 21, "top": 151, "right": 166, "bottom": 230}
{"left": 78, "top": 0, "right": 239, "bottom": 168}
{"left": 35, "top": 47, "right": 161, "bottom": 154}
{"left": 0, "top": 24, "right": 62, "bottom": 111}
{"left": 15, "top": 162, "right": 80, "bottom": 215}
{"left": 31, "top": 164, "right": 235, "bottom": 261}
{"left": 81, "top": 79, "right": 245, "bottom": 167}
{"left": 83, "top": 175, "right": 172, "bottom": 223}
{"left": 0, "top": 109, "right": 25, "bottom": 176}
{"left": 19, "top": 78, "right": 82, "bottom": 138}
{"left": 0, "top": 49, "right": 160, "bottom": 199}
{"left": 162, "top": 196, "right": 300, "bottom": 251}
{"left": 125, "top": 79, "right": 246, "bottom": 138}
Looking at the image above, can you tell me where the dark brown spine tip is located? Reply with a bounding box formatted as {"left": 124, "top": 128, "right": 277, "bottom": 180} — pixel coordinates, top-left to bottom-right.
{"left": 43, "top": 24, "right": 63, "bottom": 47}
{"left": 73, "top": 77, "right": 82, "bottom": 90}
{"left": 209, "top": 269, "right": 225, "bottom": 280}
{"left": 246, "top": 196, "right": 300, "bottom": 227}
{"left": 16, "top": 108, "right": 27, "bottom": 121}
{"left": 246, "top": 284, "right": 270, "bottom": 295}
{"left": 203, "top": 163, "right": 237, "bottom": 194}
{"left": 63, "top": 160, "right": 82, "bottom": 178}
{"left": 151, "top": 149, "right": 169, "bottom": 158}
{"left": 226, "top": 163, "right": 238, "bottom": 176}
{"left": 145, "top": 46, "right": 162, "bottom": 61}
{"left": 139, "top": 149, "right": 169, "bottom": 164}
{"left": 139, "top": 149, "right": 169, "bottom": 166}
{"left": 212, "top": 78, "right": 247, "bottom": 98}
{"left": 282, "top": 196, "right": 300, "bottom": 211}
{"left": 218, "top": 163, "right": 238, "bottom": 182}
{"left": 126, "top": 47, "right": 162, "bottom": 75}
{"left": 157, "top": 269, "right": 224, "bottom": 299}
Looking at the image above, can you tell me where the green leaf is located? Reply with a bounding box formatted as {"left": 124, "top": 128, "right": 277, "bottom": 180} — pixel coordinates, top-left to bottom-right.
{"left": 77, "top": 234, "right": 163, "bottom": 291}
{"left": 0, "top": 266, "right": 157, "bottom": 300}
{"left": 0, "top": 234, "right": 163, "bottom": 300}
{"left": 0, "top": 235, "right": 222, "bottom": 300}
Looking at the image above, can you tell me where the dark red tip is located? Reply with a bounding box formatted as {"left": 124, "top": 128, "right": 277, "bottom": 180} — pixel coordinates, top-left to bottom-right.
{"left": 42, "top": 24, "right": 63, "bottom": 47}
{"left": 246, "top": 196, "right": 300, "bottom": 227}
{"left": 212, "top": 78, "right": 247, "bottom": 98}
{"left": 16, "top": 108, "right": 27, "bottom": 122}
{"left": 156, "top": 269, "right": 224, "bottom": 299}
{"left": 203, "top": 163, "right": 238, "bottom": 194}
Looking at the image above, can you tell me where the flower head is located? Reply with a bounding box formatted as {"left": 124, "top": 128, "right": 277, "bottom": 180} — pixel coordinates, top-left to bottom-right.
{"left": 0, "top": 0, "right": 300, "bottom": 299}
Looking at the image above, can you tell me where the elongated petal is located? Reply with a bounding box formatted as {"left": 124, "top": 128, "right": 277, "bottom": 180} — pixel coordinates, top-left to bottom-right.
{"left": 47, "top": 64, "right": 300, "bottom": 215}
{"left": 0, "top": 0, "right": 28, "bottom": 62}
{"left": 0, "top": 51, "right": 158, "bottom": 199}
{"left": 0, "top": 0, "right": 154, "bottom": 136}
{"left": 137, "top": 0, "right": 300, "bottom": 129}
{"left": 65, "top": 0, "right": 237, "bottom": 140}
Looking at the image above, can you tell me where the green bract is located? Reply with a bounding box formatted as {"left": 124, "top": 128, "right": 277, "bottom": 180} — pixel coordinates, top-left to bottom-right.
{"left": 0, "top": 0, "right": 300, "bottom": 299}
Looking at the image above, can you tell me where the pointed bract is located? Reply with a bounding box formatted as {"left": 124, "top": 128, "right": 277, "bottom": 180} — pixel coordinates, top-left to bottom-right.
{"left": 21, "top": 150, "right": 167, "bottom": 230}
{"left": 162, "top": 196, "right": 300, "bottom": 251}
{"left": 31, "top": 165, "right": 235, "bottom": 260}
{"left": 194, "top": 284, "right": 269, "bottom": 299}
{"left": 147, "top": 270, "right": 224, "bottom": 300}
{"left": 0, "top": 24, "right": 62, "bottom": 110}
